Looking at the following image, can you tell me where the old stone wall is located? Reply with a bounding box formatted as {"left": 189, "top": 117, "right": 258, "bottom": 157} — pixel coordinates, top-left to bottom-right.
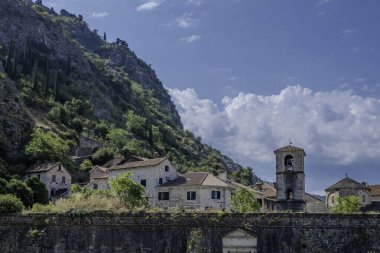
{"left": 0, "top": 213, "right": 379, "bottom": 253}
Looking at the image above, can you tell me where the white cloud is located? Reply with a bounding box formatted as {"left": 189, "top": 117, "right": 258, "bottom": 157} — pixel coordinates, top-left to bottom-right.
{"left": 136, "top": 1, "right": 162, "bottom": 12}
{"left": 91, "top": 12, "right": 109, "bottom": 18}
{"left": 176, "top": 12, "right": 196, "bottom": 28}
{"left": 169, "top": 86, "right": 380, "bottom": 168}
{"left": 187, "top": 0, "right": 203, "bottom": 6}
{"left": 342, "top": 28, "right": 356, "bottom": 34}
{"left": 316, "top": 0, "right": 333, "bottom": 6}
{"left": 181, "top": 34, "right": 201, "bottom": 43}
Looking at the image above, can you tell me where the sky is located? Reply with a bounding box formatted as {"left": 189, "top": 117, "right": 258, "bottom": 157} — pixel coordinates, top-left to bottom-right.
{"left": 43, "top": 0, "right": 380, "bottom": 195}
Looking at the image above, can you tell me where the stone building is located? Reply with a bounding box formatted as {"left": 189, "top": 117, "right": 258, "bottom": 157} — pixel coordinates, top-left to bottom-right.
{"left": 370, "top": 185, "right": 380, "bottom": 202}
{"left": 325, "top": 176, "right": 372, "bottom": 208}
{"left": 107, "top": 157, "right": 179, "bottom": 206}
{"left": 274, "top": 145, "right": 306, "bottom": 212}
{"left": 88, "top": 165, "right": 109, "bottom": 190}
{"left": 156, "top": 172, "right": 234, "bottom": 210}
{"left": 23, "top": 163, "right": 72, "bottom": 199}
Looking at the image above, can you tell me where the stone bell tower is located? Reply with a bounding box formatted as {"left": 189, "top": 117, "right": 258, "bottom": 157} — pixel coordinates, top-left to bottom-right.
{"left": 274, "top": 144, "right": 306, "bottom": 212}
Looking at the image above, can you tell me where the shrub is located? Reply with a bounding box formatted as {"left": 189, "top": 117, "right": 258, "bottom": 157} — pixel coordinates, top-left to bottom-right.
{"left": 79, "top": 159, "right": 93, "bottom": 171}
{"left": 330, "top": 196, "right": 362, "bottom": 214}
{"left": 109, "top": 173, "right": 147, "bottom": 208}
{"left": 107, "top": 128, "right": 130, "bottom": 150}
{"left": 92, "top": 147, "right": 116, "bottom": 165}
{"left": 125, "top": 110, "right": 147, "bottom": 137}
{"left": 0, "top": 194, "right": 24, "bottom": 213}
{"left": 231, "top": 187, "right": 261, "bottom": 213}
{"left": 0, "top": 178, "right": 8, "bottom": 194}
{"left": 6, "top": 179, "right": 34, "bottom": 207}
{"left": 25, "top": 177, "right": 49, "bottom": 205}
{"left": 25, "top": 128, "right": 69, "bottom": 163}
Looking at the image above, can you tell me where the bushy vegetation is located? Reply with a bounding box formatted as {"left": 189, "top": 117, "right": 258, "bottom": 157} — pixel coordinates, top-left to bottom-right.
{"left": 0, "top": 194, "right": 24, "bottom": 213}
{"left": 231, "top": 187, "right": 261, "bottom": 213}
{"left": 330, "top": 196, "right": 362, "bottom": 214}
{"left": 25, "top": 176, "right": 49, "bottom": 204}
{"left": 109, "top": 173, "right": 147, "bottom": 208}
{"left": 6, "top": 178, "right": 34, "bottom": 207}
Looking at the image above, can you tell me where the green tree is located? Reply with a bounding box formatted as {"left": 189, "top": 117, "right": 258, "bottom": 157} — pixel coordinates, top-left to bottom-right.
{"left": 0, "top": 178, "right": 8, "bottom": 194}
{"left": 107, "top": 128, "right": 130, "bottom": 150}
{"left": 0, "top": 194, "right": 24, "bottom": 213}
{"left": 25, "top": 176, "right": 49, "bottom": 205}
{"left": 32, "top": 59, "right": 38, "bottom": 91}
{"left": 25, "top": 128, "right": 69, "bottom": 163}
{"left": 6, "top": 179, "right": 33, "bottom": 207}
{"left": 125, "top": 110, "right": 147, "bottom": 137}
{"left": 80, "top": 159, "right": 93, "bottom": 171}
{"left": 109, "top": 173, "right": 147, "bottom": 208}
{"left": 330, "top": 196, "right": 362, "bottom": 214}
{"left": 92, "top": 147, "right": 116, "bottom": 165}
{"left": 231, "top": 187, "right": 261, "bottom": 213}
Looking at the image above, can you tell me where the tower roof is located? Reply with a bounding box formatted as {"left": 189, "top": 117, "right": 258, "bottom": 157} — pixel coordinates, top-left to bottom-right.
{"left": 325, "top": 177, "right": 370, "bottom": 192}
{"left": 274, "top": 145, "right": 306, "bottom": 155}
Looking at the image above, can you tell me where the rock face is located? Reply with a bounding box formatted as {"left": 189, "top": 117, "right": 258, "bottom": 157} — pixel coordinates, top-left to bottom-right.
{"left": 0, "top": 61, "right": 32, "bottom": 160}
{"left": 0, "top": 213, "right": 379, "bottom": 253}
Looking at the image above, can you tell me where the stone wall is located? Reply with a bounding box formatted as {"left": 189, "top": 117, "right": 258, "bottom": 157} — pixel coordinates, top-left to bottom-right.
{"left": 0, "top": 213, "right": 379, "bottom": 253}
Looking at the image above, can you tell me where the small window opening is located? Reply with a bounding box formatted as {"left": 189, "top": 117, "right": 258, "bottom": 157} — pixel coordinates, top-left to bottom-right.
{"left": 284, "top": 155, "right": 294, "bottom": 171}
{"left": 287, "top": 189, "right": 294, "bottom": 200}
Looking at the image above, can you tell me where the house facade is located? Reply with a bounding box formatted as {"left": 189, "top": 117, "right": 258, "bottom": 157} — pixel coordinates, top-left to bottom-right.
{"left": 325, "top": 176, "right": 372, "bottom": 208}
{"left": 23, "top": 163, "right": 72, "bottom": 199}
{"left": 107, "top": 157, "right": 179, "bottom": 206}
{"left": 156, "top": 172, "right": 234, "bottom": 210}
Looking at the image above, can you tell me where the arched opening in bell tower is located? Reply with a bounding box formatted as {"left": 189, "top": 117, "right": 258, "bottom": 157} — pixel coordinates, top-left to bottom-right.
{"left": 284, "top": 155, "right": 294, "bottom": 171}
{"left": 286, "top": 189, "right": 294, "bottom": 200}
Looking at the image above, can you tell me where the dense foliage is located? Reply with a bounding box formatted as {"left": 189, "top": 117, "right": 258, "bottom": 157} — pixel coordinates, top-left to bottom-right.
{"left": 6, "top": 178, "right": 34, "bottom": 207}
{"left": 231, "top": 187, "right": 261, "bottom": 213}
{"left": 330, "top": 196, "right": 362, "bottom": 214}
{"left": 109, "top": 173, "right": 147, "bottom": 208}
{"left": 25, "top": 176, "right": 49, "bottom": 204}
{"left": 0, "top": 194, "right": 24, "bottom": 213}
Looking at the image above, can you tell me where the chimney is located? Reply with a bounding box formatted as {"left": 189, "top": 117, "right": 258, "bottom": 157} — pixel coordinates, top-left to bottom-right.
{"left": 256, "top": 182, "right": 263, "bottom": 191}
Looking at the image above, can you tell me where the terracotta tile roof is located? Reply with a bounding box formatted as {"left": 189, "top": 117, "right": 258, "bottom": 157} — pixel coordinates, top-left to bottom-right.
{"left": 25, "top": 163, "right": 61, "bottom": 173}
{"left": 89, "top": 165, "right": 108, "bottom": 173}
{"left": 274, "top": 145, "right": 306, "bottom": 155}
{"left": 325, "top": 177, "right": 370, "bottom": 192}
{"left": 370, "top": 185, "right": 380, "bottom": 196}
{"left": 252, "top": 183, "right": 277, "bottom": 198}
{"left": 109, "top": 157, "right": 168, "bottom": 171}
{"left": 159, "top": 172, "right": 231, "bottom": 188}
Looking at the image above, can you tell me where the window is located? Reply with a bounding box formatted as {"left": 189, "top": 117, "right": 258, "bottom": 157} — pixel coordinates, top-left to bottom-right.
{"left": 212, "top": 191, "right": 221, "bottom": 199}
{"left": 187, "top": 191, "right": 196, "bottom": 200}
{"left": 158, "top": 192, "right": 169, "bottom": 200}
{"left": 37, "top": 174, "right": 40, "bottom": 179}
{"left": 52, "top": 175, "right": 56, "bottom": 182}
{"left": 165, "top": 165, "right": 169, "bottom": 172}
{"left": 141, "top": 179, "right": 146, "bottom": 187}
{"left": 284, "top": 155, "right": 294, "bottom": 171}
{"left": 159, "top": 178, "right": 163, "bottom": 185}
{"left": 362, "top": 195, "right": 366, "bottom": 203}
{"left": 287, "top": 189, "right": 294, "bottom": 200}
{"left": 62, "top": 176, "right": 66, "bottom": 184}
{"left": 332, "top": 196, "right": 335, "bottom": 205}
{"left": 93, "top": 183, "right": 98, "bottom": 190}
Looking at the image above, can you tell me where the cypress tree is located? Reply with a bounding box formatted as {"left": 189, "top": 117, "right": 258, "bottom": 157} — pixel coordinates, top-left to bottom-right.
{"left": 5, "top": 38, "right": 13, "bottom": 74}
{"left": 32, "top": 60, "right": 38, "bottom": 91}
{"left": 103, "top": 32, "right": 107, "bottom": 42}
{"left": 12, "top": 45, "right": 18, "bottom": 78}
{"left": 53, "top": 63, "right": 59, "bottom": 100}
{"left": 44, "top": 58, "right": 49, "bottom": 97}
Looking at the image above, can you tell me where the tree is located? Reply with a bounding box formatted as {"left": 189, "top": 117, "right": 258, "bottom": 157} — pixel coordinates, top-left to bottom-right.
{"left": 25, "top": 176, "right": 49, "bottom": 205}
{"left": 0, "top": 178, "right": 8, "bottom": 194}
{"left": 231, "top": 187, "right": 261, "bottom": 213}
{"left": 107, "top": 128, "right": 130, "bottom": 150}
{"left": 330, "top": 196, "right": 362, "bottom": 214}
{"left": 103, "top": 32, "right": 107, "bottom": 42}
{"left": 0, "top": 194, "right": 24, "bottom": 213}
{"left": 32, "top": 59, "right": 38, "bottom": 91}
{"left": 80, "top": 159, "right": 93, "bottom": 171}
{"left": 92, "top": 147, "right": 116, "bottom": 165}
{"left": 44, "top": 58, "right": 49, "bottom": 97}
{"left": 25, "top": 128, "right": 69, "bottom": 163}
{"left": 125, "top": 110, "right": 147, "bottom": 137}
{"left": 109, "top": 173, "right": 147, "bottom": 208}
{"left": 6, "top": 179, "right": 33, "bottom": 207}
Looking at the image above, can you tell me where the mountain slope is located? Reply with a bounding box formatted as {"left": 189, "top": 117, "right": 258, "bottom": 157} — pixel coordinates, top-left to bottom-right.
{"left": 0, "top": 0, "right": 259, "bottom": 185}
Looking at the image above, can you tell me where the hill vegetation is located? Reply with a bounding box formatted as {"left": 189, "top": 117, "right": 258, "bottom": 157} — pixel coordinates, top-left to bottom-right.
{"left": 0, "top": 0, "right": 259, "bottom": 185}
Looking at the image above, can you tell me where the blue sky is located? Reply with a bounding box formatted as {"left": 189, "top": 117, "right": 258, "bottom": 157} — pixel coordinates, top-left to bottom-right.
{"left": 44, "top": 0, "right": 380, "bottom": 194}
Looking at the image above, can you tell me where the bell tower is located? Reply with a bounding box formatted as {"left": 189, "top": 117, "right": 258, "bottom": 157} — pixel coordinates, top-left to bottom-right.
{"left": 274, "top": 144, "right": 306, "bottom": 212}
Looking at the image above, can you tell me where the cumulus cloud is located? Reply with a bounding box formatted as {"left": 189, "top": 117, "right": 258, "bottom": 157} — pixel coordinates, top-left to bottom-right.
{"left": 176, "top": 12, "right": 196, "bottom": 28}
{"left": 181, "top": 34, "right": 201, "bottom": 43}
{"left": 91, "top": 12, "right": 109, "bottom": 18}
{"left": 136, "top": 1, "right": 162, "bottom": 12}
{"left": 169, "top": 86, "right": 380, "bottom": 167}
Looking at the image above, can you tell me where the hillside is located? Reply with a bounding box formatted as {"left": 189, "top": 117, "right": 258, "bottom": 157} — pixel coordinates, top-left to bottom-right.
{"left": 0, "top": 0, "right": 259, "bottom": 185}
